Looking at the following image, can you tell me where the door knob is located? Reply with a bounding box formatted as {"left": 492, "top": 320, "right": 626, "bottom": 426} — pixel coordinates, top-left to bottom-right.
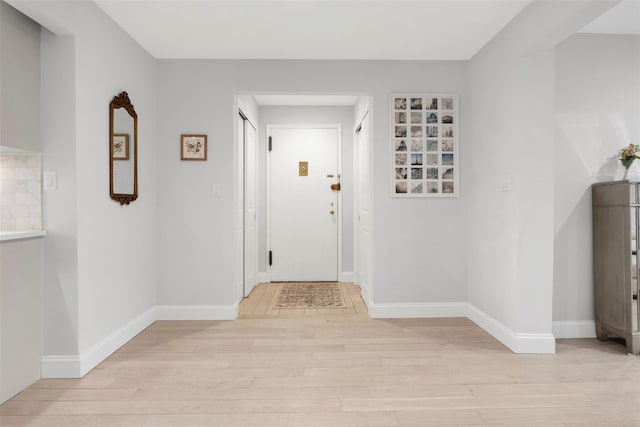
{"left": 330, "top": 210, "right": 335, "bottom": 215}
{"left": 330, "top": 183, "right": 341, "bottom": 191}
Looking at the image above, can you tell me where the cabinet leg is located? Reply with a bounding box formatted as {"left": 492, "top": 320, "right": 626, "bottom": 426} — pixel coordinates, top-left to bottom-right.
{"left": 628, "top": 335, "right": 640, "bottom": 355}
{"left": 595, "top": 321, "right": 609, "bottom": 341}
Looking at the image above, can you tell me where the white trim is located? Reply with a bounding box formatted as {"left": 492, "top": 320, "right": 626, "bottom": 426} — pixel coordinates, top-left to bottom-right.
{"left": 552, "top": 320, "right": 596, "bottom": 338}
{"left": 40, "top": 300, "right": 560, "bottom": 380}
{"left": 360, "top": 285, "right": 372, "bottom": 310}
{"left": 367, "top": 302, "right": 556, "bottom": 354}
{"left": 257, "top": 272, "right": 269, "bottom": 284}
{"left": 467, "top": 304, "right": 556, "bottom": 354}
{"left": 41, "top": 355, "right": 82, "bottom": 379}
{"left": 42, "top": 306, "right": 157, "bottom": 378}
{"left": 368, "top": 302, "right": 468, "bottom": 319}
{"left": 339, "top": 272, "right": 354, "bottom": 282}
{"left": 156, "top": 304, "right": 238, "bottom": 321}
{"left": 512, "top": 333, "right": 557, "bottom": 354}
{"left": 41, "top": 304, "right": 238, "bottom": 378}
{"left": 0, "top": 230, "right": 46, "bottom": 241}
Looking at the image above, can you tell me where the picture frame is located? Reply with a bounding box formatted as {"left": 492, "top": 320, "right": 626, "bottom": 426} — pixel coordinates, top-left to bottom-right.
{"left": 390, "top": 94, "right": 459, "bottom": 198}
{"left": 181, "top": 134, "right": 207, "bottom": 161}
{"left": 112, "top": 134, "right": 129, "bottom": 160}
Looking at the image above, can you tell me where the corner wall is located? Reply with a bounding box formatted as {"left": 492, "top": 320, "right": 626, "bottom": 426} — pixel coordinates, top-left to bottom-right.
{"left": 553, "top": 33, "right": 640, "bottom": 337}
{"left": 466, "top": 0, "right": 620, "bottom": 352}
{"left": 0, "top": 1, "right": 44, "bottom": 403}
{"left": 10, "top": 0, "right": 159, "bottom": 378}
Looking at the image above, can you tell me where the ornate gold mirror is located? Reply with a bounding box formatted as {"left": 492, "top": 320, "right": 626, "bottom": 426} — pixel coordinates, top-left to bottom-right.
{"left": 109, "top": 91, "right": 138, "bottom": 205}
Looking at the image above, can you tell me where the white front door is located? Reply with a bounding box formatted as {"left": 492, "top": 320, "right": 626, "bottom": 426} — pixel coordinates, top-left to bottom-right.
{"left": 269, "top": 125, "right": 340, "bottom": 282}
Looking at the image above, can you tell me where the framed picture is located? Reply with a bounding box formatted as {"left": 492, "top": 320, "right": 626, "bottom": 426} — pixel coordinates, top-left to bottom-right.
{"left": 112, "top": 134, "right": 129, "bottom": 160}
{"left": 390, "top": 94, "right": 459, "bottom": 198}
{"left": 181, "top": 134, "right": 207, "bottom": 161}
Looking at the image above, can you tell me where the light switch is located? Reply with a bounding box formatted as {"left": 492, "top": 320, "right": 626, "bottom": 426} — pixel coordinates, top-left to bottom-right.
{"left": 43, "top": 171, "right": 57, "bottom": 191}
{"left": 211, "top": 183, "right": 221, "bottom": 196}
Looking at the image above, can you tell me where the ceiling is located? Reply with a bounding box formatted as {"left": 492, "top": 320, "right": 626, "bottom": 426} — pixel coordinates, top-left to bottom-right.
{"left": 579, "top": 0, "right": 640, "bottom": 35}
{"left": 91, "top": 0, "right": 634, "bottom": 107}
{"left": 94, "top": 0, "right": 532, "bottom": 61}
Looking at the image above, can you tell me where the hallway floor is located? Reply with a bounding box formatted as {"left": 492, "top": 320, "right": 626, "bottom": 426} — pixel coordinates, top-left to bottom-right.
{"left": 239, "top": 282, "right": 369, "bottom": 319}
{"left": 1, "top": 286, "right": 640, "bottom": 426}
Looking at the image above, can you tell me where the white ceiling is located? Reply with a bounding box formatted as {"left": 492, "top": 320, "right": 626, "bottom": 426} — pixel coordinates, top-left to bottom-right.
{"left": 94, "top": 0, "right": 531, "bottom": 60}
{"left": 579, "top": 0, "right": 640, "bottom": 35}
{"left": 91, "top": 0, "right": 635, "bottom": 107}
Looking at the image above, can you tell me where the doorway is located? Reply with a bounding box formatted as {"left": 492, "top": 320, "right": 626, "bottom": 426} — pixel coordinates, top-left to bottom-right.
{"left": 267, "top": 125, "right": 341, "bottom": 282}
{"left": 233, "top": 95, "right": 373, "bottom": 311}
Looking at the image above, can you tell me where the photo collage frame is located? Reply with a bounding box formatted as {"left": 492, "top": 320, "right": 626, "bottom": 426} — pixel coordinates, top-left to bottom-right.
{"left": 390, "top": 94, "right": 459, "bottom": 197}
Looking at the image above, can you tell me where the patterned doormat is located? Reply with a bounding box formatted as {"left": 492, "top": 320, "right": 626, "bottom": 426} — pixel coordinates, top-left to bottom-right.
{"left": 274, "top": 282, "right": 345, "bottom": 308}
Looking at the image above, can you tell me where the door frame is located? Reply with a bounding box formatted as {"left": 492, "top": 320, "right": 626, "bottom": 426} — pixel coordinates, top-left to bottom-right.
{"left": 240, "top": 111, "right": 258, "bottom": 297}
{"left": 266, "top": 123, "right": 343, "bottom": 283}
{"left": 234, "top": 103, "right": 259, "bottom": 303}
{"left": 352, "top": 105, "right": 373, "bottom": 305}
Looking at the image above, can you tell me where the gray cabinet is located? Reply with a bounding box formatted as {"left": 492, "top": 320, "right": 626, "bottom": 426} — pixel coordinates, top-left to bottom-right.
{"left": 592, "top": 180, "right": 639, "bottom": 354}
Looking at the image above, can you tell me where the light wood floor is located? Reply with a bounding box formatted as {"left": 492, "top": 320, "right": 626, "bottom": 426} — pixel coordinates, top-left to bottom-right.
{"left": 239, "top": 282, "right": 369, "bottom": 319}
{"left": 2, "top": 284, "right": 640, "bottom": 426}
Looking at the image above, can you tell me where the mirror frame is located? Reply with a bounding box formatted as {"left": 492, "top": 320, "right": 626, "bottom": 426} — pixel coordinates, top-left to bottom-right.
{"left": 109, "top": 91, "right": 138, "bottom": 205}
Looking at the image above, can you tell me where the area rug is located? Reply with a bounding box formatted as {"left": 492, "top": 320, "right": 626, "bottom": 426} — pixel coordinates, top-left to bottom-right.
{"left": 274, "top": 282, "right": 345, "bottom": 308}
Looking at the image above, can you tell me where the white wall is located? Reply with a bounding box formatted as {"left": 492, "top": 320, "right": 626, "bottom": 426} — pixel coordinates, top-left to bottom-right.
{"left": 11, "top": 0, "right": 159, "bottom": 376}
{"left": 0, "top": 1, "right": 43, "bottom": 402}
{"left": 156, "top": 60, "right": 468, "bottom": 307}
{"left": 553, "top": 33, "right": 640, "bottom": 335}
{"left": 40, "top": 27, "right": 79, "bottom": 363}
{"left": 0, "top": 238, "right": 43, "bottom": 403}
{"left": 4, "top": 2, "right": 626, "bottom": 378}
{"left": 258, "top": 106, "right": 354, "bottom": 277}
{"left": 466, "top": 1, "right": 619, "bottom": 352}
{"left": 1, "top": 1, "right": 40, "bottom": 153}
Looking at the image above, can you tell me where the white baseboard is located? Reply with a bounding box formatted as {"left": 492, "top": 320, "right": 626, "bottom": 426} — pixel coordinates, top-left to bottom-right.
{"left": 155, "top": 304, "right": 238, "bottom": 321}
{"left": 41, "top": 299, "right": 562, "bottom": 379}
{"left": 339, "top": 272, "right": 354, "bottom": 282}
{"left": 467, "top": 304, "right": 556, "bottom": 354}
{"left": 552, "top": 320, "right": 596, "bottom": 338}
{"left": 359, "top": 284, "right": 371, "bottom": 309}
{"left": 42, "top": 306, "right": 158, "bottom": 378}
{"left": 367, "top": 301, "right": 554, "bottom": 353}
{"left": 368, "top": 302, "right": 468, "bottom": 319}
{"left": 257, "top": 272, "right": 269, "bottom": 283}
{"left": 41, "top": 355, "right": 82, "bottom": 379}
{"left": 42, "top": 304, "right": 238, "bottom": 379}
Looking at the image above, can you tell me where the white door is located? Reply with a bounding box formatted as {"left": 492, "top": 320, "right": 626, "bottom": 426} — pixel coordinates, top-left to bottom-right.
{"left": 356, "top": 113, "right": 371, "bottom": 295}
{"left": 269, "top": 126, "right": 339, "bottom": 282}
{"left": 244, "top": 119, "right": 258, "bottom": 296}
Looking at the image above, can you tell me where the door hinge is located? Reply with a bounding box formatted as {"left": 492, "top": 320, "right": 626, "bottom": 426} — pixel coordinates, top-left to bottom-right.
{"left": 268, "top": 136, "right": 272, "bottom": 152}
{"left": 269, "top": 250, "right": 273, "bottom": 266}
